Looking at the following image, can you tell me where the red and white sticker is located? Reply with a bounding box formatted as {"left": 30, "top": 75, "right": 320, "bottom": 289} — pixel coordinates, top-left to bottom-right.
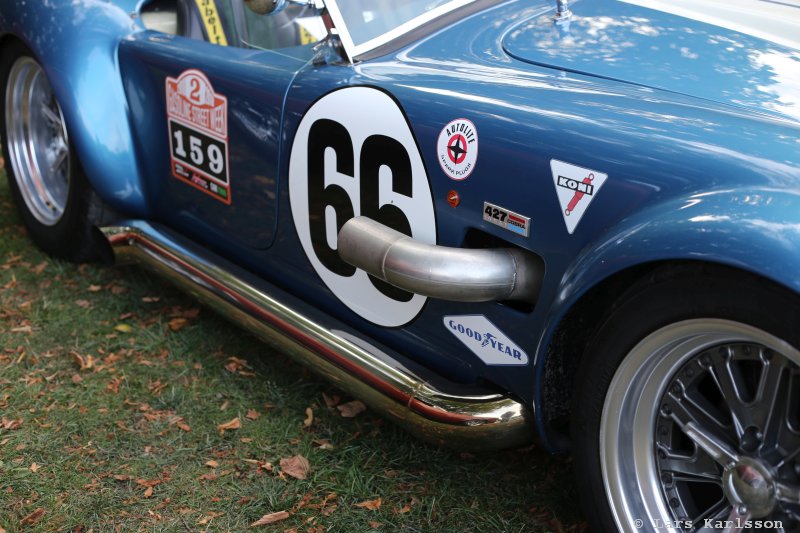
{"left": 437, "top": 119, "right": 478, "bottom": 181}
{"left": 551, "top": 159, "right": 608, "bottom": 234}
{"left": 166, "top": 69, "right": 231, "bottom": 204}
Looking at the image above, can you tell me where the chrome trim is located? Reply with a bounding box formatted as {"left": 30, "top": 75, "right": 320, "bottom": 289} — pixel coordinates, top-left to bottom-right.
{"left": 338, "top": 216, "right": 542, "bottom": 303}
{"left": 102, "top": 221, "right": 533, "bottom": 450}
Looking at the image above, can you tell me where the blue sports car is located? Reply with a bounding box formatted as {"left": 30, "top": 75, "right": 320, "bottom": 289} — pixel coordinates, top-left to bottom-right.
{"left": 1, "top": 0, "right": 799, "bottom": 529}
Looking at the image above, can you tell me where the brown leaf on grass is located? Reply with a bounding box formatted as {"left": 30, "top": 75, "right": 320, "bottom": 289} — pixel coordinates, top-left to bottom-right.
{"left": 87, "top": 284, "right": 103, "bottom": 292}
{"left": 355, "top": 498, "right": 382, "bottom": 511}
{"left": 336, "top": 400, "right": 366, "bottom": 418}
{"left": 20, "top": 507, "right": 45, "bottom": 525}
{"left": 303, "top": 407, "right": 314, "bottom": 427}
{"left": 148, "top": 379, "right": 167, "bottom": 396}
{"left": 175, "top": 420, "right": 191, "bottom": 432}
{"left": 168, "top": 317, "right": 188, "bottom": 332}
{"left": 245, "top": 409, "right": 260, "bottom": 420}
{"left": 1, "top": 417, "right": 22, "bottom": 430}
{"left": 322, "top": 392, "right": 340, "bottom": 408}
{"left": 29, "top": 463, "right": 39, "bottom": 473}
{"left": 106, "top": 377, "right": 123, "bottom": 394}
{"left": 279, "top": 455, "right": 310, "bottom": 480}
{"left": 113, "top": 323, "right": 133, "bottom": 333}
{"left": 141, "top": 296, "right": 160, "bottom": 303}
{"left": 217, "top": 417, "right": 241, "bottom": 435}
{"left": 143, "top": 486, "right": 154, "bottom": 498}
{"left": 31, "top": 261, "right": 48, "bottom": 274}
{"left": 71, "top": 374, "right": 83, "bottom": 385}
{"left": 75, "top": 299, "right": 92, "bottom": 309}
{"left": 197, "top": 512, "right": 224, "bottom": 525}
{"left": 369, "top": 521, "right": 382, "bottom": 529}
{"left": 219, "top": 400, "right": 229, "bottom": 411}
{"left": 204, "top": 460, "right": 219, "bottom": 468}
{"left": 249, "top": 511, "right": 290, "bottom": 527}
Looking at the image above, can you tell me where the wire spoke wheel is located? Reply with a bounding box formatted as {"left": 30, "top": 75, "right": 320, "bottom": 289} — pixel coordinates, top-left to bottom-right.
{"left": 5, "top": 56, "right": 71, "bottom": 226}
{"left": 602, "top": 319, "right": 800, "bottom": 532}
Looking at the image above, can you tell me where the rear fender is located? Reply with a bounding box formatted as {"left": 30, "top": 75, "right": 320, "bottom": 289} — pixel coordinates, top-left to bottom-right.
{"left": 0, "top": 1, "right": 148, "bottom": 216}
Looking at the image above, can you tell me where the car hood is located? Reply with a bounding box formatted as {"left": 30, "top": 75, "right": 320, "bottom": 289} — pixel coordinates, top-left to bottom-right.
{"left": 502, "top": 0, "right": 800, "bottom": 122}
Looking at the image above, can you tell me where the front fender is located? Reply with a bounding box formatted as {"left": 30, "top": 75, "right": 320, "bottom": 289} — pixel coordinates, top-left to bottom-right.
{"left": 534, "top": 187, "right": 800, "bottom": 445}
{"left": 1, "top": 0, "right": 148, "bottom": 216}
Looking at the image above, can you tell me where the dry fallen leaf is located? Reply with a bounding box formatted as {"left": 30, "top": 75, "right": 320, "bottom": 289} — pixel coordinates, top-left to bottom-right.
{"left": 176, "top": 419, "right": 191, "bottom": 432}
{"left": 322, "top": 392, "right": 340, "bottom": 408}
{"left": 205, "top": 460, "right": 219, "bottom": 468}
{"left": 217, "top": 417, "right": 241, "bottom": 435}
{"left": 87, "top": 284, "right": 103, "bottom": 292}
{"left": 336, "top": 400, "right": 366, "bottom": 418}
{"left": 1, "top": 417, "right": 22, "bottom": 430}
{"left": 245, "top": 409, "right": 260, "bottom": 420}
{"left": 114, "top": 324, "right": 133, "bottom": 333}
{"left": 249, "top": 511, "right": 291, "bottom": 527}
{"left": 29, "top": 463, "right": 39, "bottom": 473}
{"left": 280, "top": 455, "right": 310, "bottom": 480}
{"left": 70, "top": 351, "right": 94, "bottom": 371}
{"left": 303, "top": 407, "right": 314, "bottom": 427}
{"left": 75, "top": 299, "right": 91, "bottom": 309}
{"left": 20, "top": 508, "right": 45, "bottom": 525}
{"left": 355, "top": 498, "right": 382, "bottom": 511}
{"left": 168, "top": 317, "right": 188, "bottom": 332}
{"left": 143, "top": 486, "right": 154, "bottom": 498}
{"left": 197, "top": 511, "right": 224, "bottom": 525}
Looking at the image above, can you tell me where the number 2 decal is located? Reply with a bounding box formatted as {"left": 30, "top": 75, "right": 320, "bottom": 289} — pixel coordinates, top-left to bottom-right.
{"left": 289, "top": 87, "right": 436, "bottom": 327}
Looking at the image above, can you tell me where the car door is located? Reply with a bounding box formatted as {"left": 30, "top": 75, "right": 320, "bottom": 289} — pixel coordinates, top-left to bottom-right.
{"left": 117, "top": 1, "right": 319, "bottom": 250}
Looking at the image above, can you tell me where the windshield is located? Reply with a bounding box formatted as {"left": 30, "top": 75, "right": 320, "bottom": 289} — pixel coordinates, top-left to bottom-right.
{"left": 325, "top": 0, "right": 478, "bottom": 59}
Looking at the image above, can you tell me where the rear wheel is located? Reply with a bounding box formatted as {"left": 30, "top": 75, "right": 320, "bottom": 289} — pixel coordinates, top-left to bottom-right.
{"left": 572, "top": 267, "right": 800, "bottom": 532}
{"left": 1, "top": 41, "right": 106, "bottom": 261}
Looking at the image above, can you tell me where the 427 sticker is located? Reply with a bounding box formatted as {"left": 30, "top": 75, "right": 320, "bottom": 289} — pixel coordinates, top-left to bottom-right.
{"left": 289, "top": 87, "right": 436, "bottom": 327}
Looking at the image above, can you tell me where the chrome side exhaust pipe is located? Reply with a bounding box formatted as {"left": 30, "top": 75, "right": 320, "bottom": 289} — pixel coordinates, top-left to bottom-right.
{"left": 102, "top": 221, "right": 533, "bottom": 450}
{"left": 338, "top": 216, "right": 542, "bottom": 303}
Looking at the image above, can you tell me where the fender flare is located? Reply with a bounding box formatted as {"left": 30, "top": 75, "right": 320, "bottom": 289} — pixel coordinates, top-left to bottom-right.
{"left": 533, "top": 187, "right": 800, "bottom": 449}
{"left": 1, "top": 0, "right": 149, "bottom": 216}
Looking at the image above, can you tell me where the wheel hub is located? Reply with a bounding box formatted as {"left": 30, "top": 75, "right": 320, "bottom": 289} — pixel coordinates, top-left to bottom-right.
{"left": 723, "top": 458, "right": 776, "bottom": 518}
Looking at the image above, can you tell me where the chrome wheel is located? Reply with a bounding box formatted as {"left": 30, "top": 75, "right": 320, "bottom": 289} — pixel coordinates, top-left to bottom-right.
{"left": 602, "top": 319, "right": 800, "bottom": 532}
{"left": 5, "top": 57, "right": 71, "bottom": 226}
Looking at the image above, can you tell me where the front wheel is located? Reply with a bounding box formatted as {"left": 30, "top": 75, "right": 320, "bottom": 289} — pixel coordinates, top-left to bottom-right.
{"left": 1, "top": 41, "right": 106, "bottom": 262}
{"left": 572, "top": 267, "right": 800, "bottom": 532}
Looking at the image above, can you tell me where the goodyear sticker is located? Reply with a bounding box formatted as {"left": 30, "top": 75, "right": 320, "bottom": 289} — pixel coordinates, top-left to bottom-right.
{"left": 195, "top": 0, "right": 228, "bottom": 46}
{"left": 551, "top": 159, "right": 608, "bottom": 234}
{"left": 437, "top": 119, "right": 478, "bottom": 180}
{"left": 444, "top": 315, "right": 529, "bottom": 366}
{"left": 166, "top": 69, "right": 231, "bottom": 204}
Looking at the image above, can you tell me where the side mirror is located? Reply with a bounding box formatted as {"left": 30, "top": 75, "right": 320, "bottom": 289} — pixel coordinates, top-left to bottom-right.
{"left": 244, "top": 0, "right": 287, "bottom": 15}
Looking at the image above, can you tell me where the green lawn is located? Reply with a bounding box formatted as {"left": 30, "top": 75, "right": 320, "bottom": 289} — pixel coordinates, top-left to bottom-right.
{"left": 0, "top": 166, "right": 582, "bottom": 532}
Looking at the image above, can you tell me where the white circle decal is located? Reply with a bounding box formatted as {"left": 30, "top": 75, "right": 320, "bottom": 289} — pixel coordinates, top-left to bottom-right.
{"left": 437, "top": 118, "right": 478, "bottom": 181}
{"left": 289, "top": 87, "right": 436, "bottom": 327}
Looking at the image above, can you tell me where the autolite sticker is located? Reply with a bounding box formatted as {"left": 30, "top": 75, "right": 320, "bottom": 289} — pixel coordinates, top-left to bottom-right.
{"left": 166, "top": 69, "right": 231, "bottom": 204}
{"left": 437, "top": 119, "right": 478, "bottom": 180}
{"left": 444, "top": 315, "right": 529, "bottom": 366}
{"left": 551, "top": 159, "right": 608, "bottom": 234}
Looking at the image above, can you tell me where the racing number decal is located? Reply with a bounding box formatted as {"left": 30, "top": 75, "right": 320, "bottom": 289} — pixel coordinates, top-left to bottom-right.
{"left": 166, "top": 70, "right": 231, "bottom": 204}
{"left": 289, "top": 88, "right": 436, "bottom": 327}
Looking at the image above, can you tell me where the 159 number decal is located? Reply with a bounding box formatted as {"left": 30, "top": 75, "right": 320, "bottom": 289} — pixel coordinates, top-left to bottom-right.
{"left": 289, "top": 88, "right": 436, "bottom": 327}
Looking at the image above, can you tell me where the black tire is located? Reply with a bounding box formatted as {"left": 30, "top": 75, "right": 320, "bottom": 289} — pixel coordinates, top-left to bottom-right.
{"left": 571, "top": 264, "right": 800, "bottom": 532}
{"left": 1, "top": 40, "right": 107, "bottom": 262}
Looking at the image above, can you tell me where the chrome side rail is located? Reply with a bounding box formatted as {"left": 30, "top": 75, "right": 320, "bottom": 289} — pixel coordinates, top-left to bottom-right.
{"left": 338, "top": 216, "right": 543, "bottom": 302}
{"left": 102, "top": 221, "right": 533, "bottom": 450}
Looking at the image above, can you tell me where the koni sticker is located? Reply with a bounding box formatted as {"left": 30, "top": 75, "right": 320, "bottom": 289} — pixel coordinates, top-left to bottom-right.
{"left": 483, "top": 201, "right": 530, "bottom": 237}
{"left": 437, "top": 119, "right": 478, "bottom": 180}
{"left": 550, "top": 159, "right": 608, "bottom": 234}
{"left": 444, "top": 315, "right": 529, "bottom": 366}
{"left": 166, "top": 69, "right": 231, "bottom": 204}
{"left": 288, "top": 87, "right": 436, "bottom": 327}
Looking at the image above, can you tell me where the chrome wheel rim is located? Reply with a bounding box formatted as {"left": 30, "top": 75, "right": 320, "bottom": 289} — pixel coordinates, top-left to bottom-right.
{"left": 5, "top": 57, "right": 70, "bottom": 226}
{"left": 602, "top": 319, "right": 800, "bottom": 532}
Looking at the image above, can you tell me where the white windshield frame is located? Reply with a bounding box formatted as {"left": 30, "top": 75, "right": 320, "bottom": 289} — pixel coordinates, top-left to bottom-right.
{"left": 324, "top": 0, "right": 476, "bottom": 60}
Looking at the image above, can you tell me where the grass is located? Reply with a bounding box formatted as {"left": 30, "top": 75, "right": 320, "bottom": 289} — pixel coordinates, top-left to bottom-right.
{"left": 0, "top": 166, "right": 583, "bottom": 532}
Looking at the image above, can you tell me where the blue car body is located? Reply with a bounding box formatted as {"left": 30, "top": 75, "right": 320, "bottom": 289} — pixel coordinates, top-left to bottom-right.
{"left": 1, "top": 0, "right": 799, "bottom": 454}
